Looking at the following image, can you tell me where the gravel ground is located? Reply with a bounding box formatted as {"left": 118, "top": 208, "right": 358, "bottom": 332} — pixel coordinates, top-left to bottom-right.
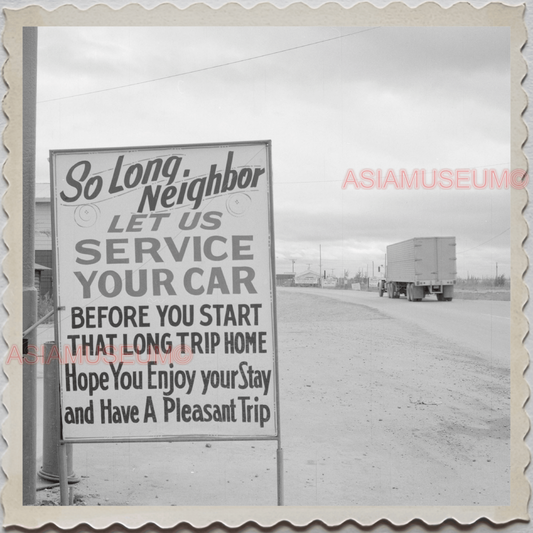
{"left": 36, "top": 289, "right": 509, "bottom": 506}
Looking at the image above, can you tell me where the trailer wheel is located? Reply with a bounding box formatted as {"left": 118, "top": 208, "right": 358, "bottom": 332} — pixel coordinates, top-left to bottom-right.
{"left": 378, "top": 282, "right": 384, "bottom": 297}
{"left": 407, "top": 283, "right": 412, "bottom": 301}
{"left": 387, "top": 282, "right": 392, "bottom": 298}
{"left": 437, "top": 293, "right": 444, "bottom": 301}
{"left": 410, "top": 284, "right": 423, "bottom": 301}
{"left": 443, "top": 285, "right": 454, "bottom": 301}
{"left": 391, "top": 282, "right": 395, "bottom": 298}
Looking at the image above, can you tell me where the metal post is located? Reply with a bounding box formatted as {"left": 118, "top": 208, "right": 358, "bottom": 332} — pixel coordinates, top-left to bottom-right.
{"left": 276, "top": 445, "right": 284, "bottom": 506}
{"left": 58, "top": 443, "right": 69, "bottom": 506}
{"left": 39, "top": 342, "right": 79, "bottom": 484}
{"left": 22, "top": 26, "right": 38, "bottom": 506}
{"left": 319, "top": 245, "right": 321, "bottom": 287}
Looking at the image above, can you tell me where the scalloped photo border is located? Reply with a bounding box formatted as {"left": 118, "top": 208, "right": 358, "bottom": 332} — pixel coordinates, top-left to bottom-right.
{"left": 1, "top": 2, "right": 529, "bottom": 529}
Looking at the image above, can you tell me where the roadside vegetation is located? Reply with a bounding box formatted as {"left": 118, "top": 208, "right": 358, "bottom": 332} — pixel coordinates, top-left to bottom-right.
{"left": 456, "top": 274, "right": 510, "bottom": 290}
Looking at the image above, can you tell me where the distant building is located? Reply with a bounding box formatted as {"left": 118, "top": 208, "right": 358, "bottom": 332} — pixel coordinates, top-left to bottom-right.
{"left": 294, "top": 270, "right": 320, "bottom": 287}
{"left": 368, "top": 277, "right": 381, "bottom": 288}
{"left": 321, "top": 277, "right": 337, "bottom": 288}
{"left": 34, "top": 263, "right": 51, "bottom": 304}
{"left": 275, "top": 273, "right": 296, "bottom": 287}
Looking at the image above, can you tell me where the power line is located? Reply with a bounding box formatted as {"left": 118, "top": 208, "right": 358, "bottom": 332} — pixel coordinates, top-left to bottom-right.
{"left": 276, "top": 162, "right": 512, "bottom": 185}
{"left": 38, "top": 27, "right": 380, "bottom": 104}
{"left": 457, "top": 227, "right": 510, "bottom": 254}
{"left": 277, "top": 179, "right": 340, "bottom": 185}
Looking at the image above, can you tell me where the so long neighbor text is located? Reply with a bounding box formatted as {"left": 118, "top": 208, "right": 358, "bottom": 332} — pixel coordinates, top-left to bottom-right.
{"left": 49, "top": 149, "right": 275, "bottom": 429}
{"left": 69, "top": 154, "right": 263, "bottom": 299}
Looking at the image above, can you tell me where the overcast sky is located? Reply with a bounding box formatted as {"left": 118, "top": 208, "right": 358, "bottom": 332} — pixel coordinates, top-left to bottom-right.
{"left": 36, "top": 26, "right": 511, "bottom": 278}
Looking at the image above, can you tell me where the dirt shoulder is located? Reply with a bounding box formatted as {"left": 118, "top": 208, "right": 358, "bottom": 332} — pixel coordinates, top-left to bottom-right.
{"left": 37, "top": 289, "right": 509, "bottom": 506}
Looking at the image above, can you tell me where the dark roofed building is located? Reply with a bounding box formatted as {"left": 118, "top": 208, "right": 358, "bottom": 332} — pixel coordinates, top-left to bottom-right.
{"left": 294, "top": 270, "right": 320, "bottom": 287}
{"left": 276, "top": 273, "right": 295, "bottom": 287}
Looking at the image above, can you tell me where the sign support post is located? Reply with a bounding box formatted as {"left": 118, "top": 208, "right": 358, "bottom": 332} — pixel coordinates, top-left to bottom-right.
{"left": 58, "top": 442, "right": 69, "bottom": 506}
{"left": 277, "top": 445, "right": 284, "bottom": 506}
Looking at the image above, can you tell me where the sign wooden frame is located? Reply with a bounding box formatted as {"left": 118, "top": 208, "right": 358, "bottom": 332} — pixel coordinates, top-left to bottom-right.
{"left": 49, "top": 140, "right": 283, "bottom": 504}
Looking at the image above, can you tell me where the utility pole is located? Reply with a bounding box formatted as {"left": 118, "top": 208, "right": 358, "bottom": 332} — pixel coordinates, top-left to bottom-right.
{"left": 22, "top": 26, "right": 38, "bottom": 506}
{"left": 319, "top": 245, "right": 322, "bottom": 288}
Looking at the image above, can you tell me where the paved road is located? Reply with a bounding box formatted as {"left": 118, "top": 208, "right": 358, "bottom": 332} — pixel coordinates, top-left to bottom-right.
{"left": 281, "top": 288, "right": 510, "bottom": 369}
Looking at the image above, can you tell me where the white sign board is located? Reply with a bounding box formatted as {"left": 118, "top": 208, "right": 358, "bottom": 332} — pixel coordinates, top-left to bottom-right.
{"left": 50, "top": 141, "right": 278, "bottom": 441}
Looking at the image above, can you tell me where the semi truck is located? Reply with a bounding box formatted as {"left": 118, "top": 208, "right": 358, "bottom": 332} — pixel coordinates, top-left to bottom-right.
{"left": 378, "top": 237, "right": 456, "bottom": 301}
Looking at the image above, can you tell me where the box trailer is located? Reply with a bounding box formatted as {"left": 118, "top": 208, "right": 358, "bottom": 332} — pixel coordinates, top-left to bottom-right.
{"left": 378, "top": 237, "right": 456, "bottom": 301}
